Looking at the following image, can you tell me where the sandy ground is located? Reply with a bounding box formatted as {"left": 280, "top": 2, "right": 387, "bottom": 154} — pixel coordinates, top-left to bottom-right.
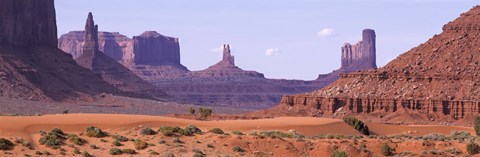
{"left": 0, "top": 114, "right": 477, "bottom": 157}
{"left": 0, "top": 114, "right": 473, "bottom": 138}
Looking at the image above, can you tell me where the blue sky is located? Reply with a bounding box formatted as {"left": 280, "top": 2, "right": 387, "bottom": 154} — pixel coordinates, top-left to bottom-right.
{"left": 56, "top": 1, "right": 478, "bottom": 80}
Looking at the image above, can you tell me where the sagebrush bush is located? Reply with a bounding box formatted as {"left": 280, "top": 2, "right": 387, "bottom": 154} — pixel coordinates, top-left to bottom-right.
{"left": 85, "top": 126, "right": 107, "bottom": 138}
{"left": 232, "top": 130, "right": 243, "bottom": 135}
{"left": 133, "top": 139, "right": 148, "bottom": 150}
{"left": 39, "top": 129, "right": 66, "bottom": 148}
{"left": 82, "top": 151, "right": 92, "bottom": 157}
{"left": 343, "top": 117, "right": 369, "bottom": 135}
{"left": 380, "top": 143, "right": 392, "bottom": 156}
{"left": 112, "top": 140, "right": 122, "bottom": 146}
{"left": 208, "top": 128, "right": 224, "bottom": 134}
{"left": 109, "top": 148, "right": 122, "bottom": 155}
{"left": 122, "top": 148, "right": 136, "bottom": 154}
{"left": 112, "top": 135, "right": 129, "bottom": 142}
{"left": 67, "top": 134, "right": 86, "bottom": 145}
{"left": 158, "top": 126, "right": 182, "bottom": 136}
{"left": 232, "top": 145, "right": 244, "bottom": 152}
{"left": 182, "top": 125, "right": 202, "bottom": 136}
{"left": 467, "top": 143, "right": 479, "bottom": 155}
{"left": 140, "top": 128, "right": 156, "bottom": 135}
{"left": 474, "top": 116, "right": 480, "bottom": 136}
{"left": 330, "top": 150, "right": 349, "bottom": 157}
{"left": 0, "top": 138, "right": 14, "bottom": 150}
{"left": 259, "top": 130, "right": 294, "bottom": 138}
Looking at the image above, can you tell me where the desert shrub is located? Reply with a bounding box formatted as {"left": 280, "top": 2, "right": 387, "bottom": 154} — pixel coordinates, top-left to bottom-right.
{"left": 343, "top": 117, "right": 369, "bottom": 135}
{"left": 158, "top": 139, "right": 166, "bottom": 144}
{"left": 67, "top": 134, "right": 86, "bottom": 145}
{"left": 112, "top": 140, "right": 122, "bottom": 146}
{"left": 422, "top": 134, "right": 446, "bottom": 141}
{"left": 122, "top": 148, "right": 136, "bottom": 154}
{"left": 109, "top": 148, "right": 122, "bottom": 155}
{"left": 198, "top": 108, "right": 212, "bottom": 120}
{"left": 193, "top": 153, "right": 204, "bottom": 157}
{"left": 158, "top": 126, "right": 181, "bottom": 136}
{"left": 182, "top": 125, "right": 202, "bottom": 136}
{"left": 207, "top": 144, "right": 215, "bottom": 148}
{"left": 35, "top": 151, "right": 43, "bottom": 155}
{"left": 380, "top": 143, "right": 392, "bottom": 156}
{"left": 189, "top": 107, "right": 196, "bottom": 115}
{"left": 112, "top": 135, "right": 129, "bottom": 142}
{"left": 89, "top": 144, "right": 98, "bottom": 149}
{"left": 232, "top": 130, "right": 243, "bottom": 135}
{"left": 42, "top": 151, "right": 51, "bottom": 155}
{"left": 330, "top": 150, "right": 348, "bottom": 157}
{"left": 450, "top": 131, "right": 472, "bottom": 141}
{"left": 149, "top": 150, "right": 160, "bottom": 155}
{"left": 85, "top": 126, "right": 107, "bottom": 138}
{"left": 164, "top": 152, "right": 175, "bottom": 157}
{"left": 467, "top": 142, "right": 479, "bottom": 155}
{"left": 133, "top": 139, "right": 148, "bottom": 150}
{"left": 0, "top": 138, "right": 14, "bottom": 150}
{"left": 15, "top": 138, "right": 32, "bottom": 149}
{"left": 73, "top": 148, "right": 81, "bottom": 154}
{"left": 259, "top": 130, "right": 293, "bottom": 138}
{"left": 232, "top": 145, "right": 244, "bottom": 152}
{"left": 193, "top": 149, "right": 205, "bottom": 157}
{"left": 474, "top": 116, "right": 480, "bottom": 136}
{"left": 173, "top": 137, "right": 183, "bottom": 143}
{"left": 208, "top": 128, "right": 224, "bottom": 134}
{"left": 140, "top": 128, "right": 156, "bottom": 135}
{"left": 39, "top": 129, "right": 66, "bottom": 147}
{"left": 82, "top": 151, "right": 92, "bottom": 157}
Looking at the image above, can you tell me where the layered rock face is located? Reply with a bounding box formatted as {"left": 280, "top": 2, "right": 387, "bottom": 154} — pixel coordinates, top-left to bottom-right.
{"left": 75, "top": 13, "right": 168, "bottom": 100}
{"left": 341, "top": 29, "right": 376, "bottom": 70}
{"left": 58, "top": 31, "right": 133, "bottom": 61}
{"left": 260, "top": 6, "right": 480, "bottom": 124}
{"left": 0, "top": 0, "right": 58, "bottom": 47}
{"left": 0, "top": 0, "right": 126, "bottom": 101}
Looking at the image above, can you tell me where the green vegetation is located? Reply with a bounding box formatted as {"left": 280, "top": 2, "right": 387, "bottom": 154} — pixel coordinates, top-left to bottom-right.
{"left": 82, "top": 151, "right": 92, "bottom": 157}
{"left": 140, "top": 127, "right": 156, "bottom": 135}
{"left": 112, "top": 140, "right": 122, "bottom": 146}
{"left": 109, "top": 148, "right": 122, "bottom": 155}
{"left": 183, "top": 125, "right": 202, "bottom": 136}
{"left": 232, "top": 145, "right": 244, "bottom": 152}
{"left": 67, "top": 134, "right": 86, "bottom": 145}
{"left": 112, "top": 135, "right": 129, "bottom": 142}
{"left": 343, "top": 117, "right": 370, "bottom": 135}
{"left": 0, "top": 138, "right": 14, "bottom": 150}
{"left": 330, "top": 150, "right": 349, "bottom": 157}
{"left": 122, "top": 148, "right": 136, "bottom": 154}
{"left": 85, "top": 126, "right": 107, "bottom": 138}
{"left": 39, "top": 128, "right": 66, "bottom": 148}
{"left": 474, "top": 116, "right": 480, "bottom": 136}
{"left": 198, "top": 108, "right": 212, "bottom": 120}
{"left": 467, "top": 143, "right": 479, "bottom": 155}
{"left": 380, "top": 143, "right": 392, "bottom": 156}
{"left": 208, "top": 128, "right": 224, "bottom": 134}
{"left": 232, "top": 130, "right": 243, "bottom": 135}
{"left": 158, "top": 126, "right": 181, "bottom": 136}
{"left": 133, "top": 139, "right": 148, "bottom": 150}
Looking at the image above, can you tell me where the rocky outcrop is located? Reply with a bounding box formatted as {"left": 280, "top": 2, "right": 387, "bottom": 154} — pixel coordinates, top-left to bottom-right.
{"left": 0, "top": 0, "right": 128, "bottom": 101}
{"left": 0, "top": 0, "right": 58, "bottom": 47}
{"left": 58, "top": 31, "right": 132, "bottom": 61}
{"left": 191, "top": 44, "right": 264, "bottom": 78}
{"left": 75, "top": 13, "right": 168, "bottom": 100}
{"left": 262, "top": 6, "right": 480, "bottom": 123}
{"left": 341, "top": 29, "right": 376, "bottom": 70}
{"left": 133, "top": 31, "right": 186, "bottom": 68}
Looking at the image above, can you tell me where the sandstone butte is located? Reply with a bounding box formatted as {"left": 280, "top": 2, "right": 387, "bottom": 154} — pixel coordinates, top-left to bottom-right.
{"left": 74, "top": 13, "right": 168, "bottom": 100}
{"left": 0, "top": 0, "right": 130, "bottom": 102}
{"left": 251, "top": 6, "right": 480, "bottom": 125}
{"left": 59, "top": 28, "right": 378, "bottom": 108}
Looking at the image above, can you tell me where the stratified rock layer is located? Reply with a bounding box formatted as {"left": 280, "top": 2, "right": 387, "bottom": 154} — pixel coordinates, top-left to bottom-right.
{"left": 0, "top": 0, "right": 124, "bottom": 101}
{"left": 259, "top": 6, "right": 480, "bottom": 124}
{"left": 75, "top": 13, "right": 167, "bottom": 100}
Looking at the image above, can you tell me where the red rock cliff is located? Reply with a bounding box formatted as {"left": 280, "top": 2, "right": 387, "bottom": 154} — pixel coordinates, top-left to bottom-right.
{"left": 0, "top": 0, "right": 57, "bottom": 47}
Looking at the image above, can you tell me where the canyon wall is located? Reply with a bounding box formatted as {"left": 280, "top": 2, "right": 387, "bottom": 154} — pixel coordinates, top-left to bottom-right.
{"left": 0, "top": 0, "right": 58, "bottom": 47}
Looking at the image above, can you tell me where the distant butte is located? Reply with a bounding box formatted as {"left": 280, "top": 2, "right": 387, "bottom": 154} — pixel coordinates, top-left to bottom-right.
{"left": 74, "top": 13, "right": 168, "bottom": 100}
{"left": 252, "top": 6, "right": 480, "bottom": 125}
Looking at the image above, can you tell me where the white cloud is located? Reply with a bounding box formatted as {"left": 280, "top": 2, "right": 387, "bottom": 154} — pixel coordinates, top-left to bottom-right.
{"left": 265, "top": 48, "right": 280, "bottom": 56}
{"left": 317, "top": 28, "right": 337, "bottom": 37}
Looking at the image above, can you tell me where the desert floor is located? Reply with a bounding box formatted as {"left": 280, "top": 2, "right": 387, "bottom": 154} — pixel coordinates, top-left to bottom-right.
{"left": 0, "top": 114, "right": 477, "bottom": 157}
